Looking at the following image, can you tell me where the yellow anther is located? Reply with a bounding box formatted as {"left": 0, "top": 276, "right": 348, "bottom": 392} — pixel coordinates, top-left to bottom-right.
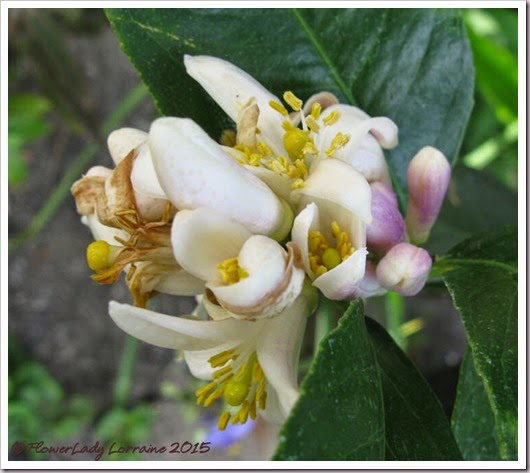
{"left": 311, "top": 102, "right": 322, "bottom": 119}
{"left": 305, "top": 115, "right": 320, "bottom": 133}
{"left": 86, "top": 240, "right": 112, "bottom": 271}
{"left": 322, "top": 248, "right": 342, "bottom": 270}
{"left": 217, "top": 257, "right": 248, "bottom": 285}
{"left": 283, "top": 91, "right": 303, "bottom": 111}
{"left": 256, "top": 141, "right": 272, "bottom": 156}
{"left": 269, "top": 100, "right": 288, "bottom": 116}
{"left": 218, "top": 412, "right": 231, "bottom": 431}
{"left": 291, "top": 178, "right": 305, "bottom": 189}
{"left": 239, "top": 401, "right": 250, "bottom": 424}
{"left": 283, "top": 128, "right": 309, "bottom": 160}
{"left": 249, "top": 397, "right": 257, "bottom": 420}
{"left": 204, "top": 384, "right": 226, "bottom": 407}
{"left": 208, "top": 349, "right": 237, "bottom": 368}
{"left": 323, "top": 110, "right": 341, "bottom": 125}
{"left": 224, "top": 380, "right": 250, "bottom": 406}
{"left": 213, "top": 365, "right": 233, "bottom": 379}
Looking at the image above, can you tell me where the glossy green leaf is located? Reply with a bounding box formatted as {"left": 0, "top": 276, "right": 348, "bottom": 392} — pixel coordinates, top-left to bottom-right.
{"left": 452, "top": 348, "right": 500, "bottom": 460}
{"left": 438, "top": 226, "right": 518, "bottom": 460}
{"left": 274, "top": 301, "right": 384, "bottom": 460}
{"left": 106, "top": 8, "right": 473, "bottom": 198}
{"left": 366, "top": 317, "right": 462, "bottom": 460}
{"left": 425, "top": 165, "right": 517, "bottom": 254}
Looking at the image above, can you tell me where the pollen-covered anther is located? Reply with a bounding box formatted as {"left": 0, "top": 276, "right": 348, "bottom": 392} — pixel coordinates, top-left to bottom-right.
{"left": 325, "top": 132, "right": 350, "bottom": 157}
{"left": 269, "top": 100, "right": 288, "bottom": 116}
{"left": 308, "top": 221, "right": 354, "bottom": 275}
{"left": 217, "top": 257, "right": 249, "bottom": 285}
{"left": 283, "top": 91, "right": 303, "bottom": 111}
{"left": 323, "top": 110, "right": 341, "bottom": 126}
{"left": 197, "top": 350, "right": 267, "bottom": 431}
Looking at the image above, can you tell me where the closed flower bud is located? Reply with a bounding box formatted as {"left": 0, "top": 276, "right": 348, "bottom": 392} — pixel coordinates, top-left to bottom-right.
{"left": 376, "top": 243, "right": 432, "bottom": 296}
{"left": 405, "top": 146, "right": 451, "bottom": 244}
{"left": 366, "top": 182, "right": 405, "bottom": 254}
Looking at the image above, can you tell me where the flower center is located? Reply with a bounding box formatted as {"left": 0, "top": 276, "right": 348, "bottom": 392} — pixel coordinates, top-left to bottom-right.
{"left": 85, "top": 204, "right": 176, "bottom": 307}
{"left": 308, "top": 221, "right": 355, "bottom": 276}
{"left": 217, "top": 257, "right": 249, "bottom": 285}
{"left": 195, "top": 350, "right": 267, "bottom": 431}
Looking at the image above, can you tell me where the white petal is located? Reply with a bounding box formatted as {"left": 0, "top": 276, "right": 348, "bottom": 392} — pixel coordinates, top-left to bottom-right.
{"left": 130, "top": 142, "right": 166, "bottom": 199}
{"left": 107, "top": 128, "right": 147, "bottom": 165}
{"left": 184, "top": 55, "right": 286, "bottom": 155}
{"left": 153, "top": 268, "right": 205, "bottom": 296}
{"left": 109, "top": 301, "right": 248, "bottom": 350}
{"left": 208, "top": 236, "right": 304, "bottom": 317}
{"left": 293, "top": 158, "right": 372, "bottom": 223}
{"left": 313, "top": 247, "right": 368, "bottom": 300}
{"left": 149, "top": 117, "right": 284, "bottom": 235}
{"left": 171, "top": 208, "right": 252, "bottom": 282}
{"left": 257, "top": 295, "right": 309, "bottom": 420}
{"left": 183, "top": 341, "right": 238, "bottom": 380}
{"left": 291, "top": 202, "right": 319, "bottom": 279}
{"left": 83, "top": 214, "right": 128, "bottom": 244}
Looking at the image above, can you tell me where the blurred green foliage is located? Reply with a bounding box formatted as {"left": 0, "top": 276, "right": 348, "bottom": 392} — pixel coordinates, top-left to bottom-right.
{"left": 461, "top": 9, "right": 518, "bottom": 190}
{"left": 8, "top": 93, "right": 52, "bottom": 186}
{"left": 8, "top": 337, "right": 96, "bottom": 459}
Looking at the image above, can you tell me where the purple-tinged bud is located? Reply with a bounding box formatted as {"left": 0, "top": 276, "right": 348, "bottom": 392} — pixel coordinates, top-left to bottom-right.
{"left": 366, "top": 182, "right": 406, "bottom": 254}
{"left": 350, "top": 261, "right": 386, "bottom": 299}
{"left": 405, "top": 146, "right": 451, "bottom": 244}
{"left": 376, "top": 243, "right": 432, "bottom": 296}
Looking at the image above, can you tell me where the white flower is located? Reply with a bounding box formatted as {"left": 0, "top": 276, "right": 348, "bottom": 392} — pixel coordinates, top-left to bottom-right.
{"left": 108, "top": 288, "right": 316, "bottom": 428}
{"left": 171, "top": 207, "right": 305, "bottom": 319}
{"left": 184, "top": 54, "right": 398, "bottom": 195}
{"left": 72, "top": 127, "right": 204, "bottom": 307}
{"left": 149, "top": 117, "right": 292, "bottom": 240}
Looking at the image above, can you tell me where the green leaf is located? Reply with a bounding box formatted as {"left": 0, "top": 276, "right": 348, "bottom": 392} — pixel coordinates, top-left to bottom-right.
{"left": 439, "top": 226, "right": 517, "bottom": 460}
{"left": 366, "top": 317, "right": 462, "bottom": 460}
{"left": 452, "top": 348, "right": 500, "bottom": 460}
{"left": 106, "top": 8, "right": 473, "bottom": 198}
{"left": 425, "top": 165, "right": 517, "bottom": 254}
{"left": 274, "top": 301, "right": 384, "bottom": 460}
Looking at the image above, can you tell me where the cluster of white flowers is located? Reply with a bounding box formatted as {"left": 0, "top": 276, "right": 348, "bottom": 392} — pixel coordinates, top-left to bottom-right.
{"left": 72, "top": 55, "right": 450, "bottom": 430}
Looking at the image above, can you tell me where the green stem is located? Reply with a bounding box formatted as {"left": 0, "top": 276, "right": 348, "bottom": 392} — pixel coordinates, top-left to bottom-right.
{"left": 8, "top": 83, "right": 150, "bottom": 251}
{"left": 385, "top": 292, "right": 406, "bottom": 351}
{"left": 113, "top": 336, "right": 139, "bottom": 408}
{"left": 314, "top": 297, "right": 335, "bottom": 350}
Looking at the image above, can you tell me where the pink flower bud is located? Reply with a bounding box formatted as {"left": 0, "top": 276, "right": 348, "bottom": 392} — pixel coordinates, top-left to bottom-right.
{"left": 405, "top": 147, "right": 451, "bottom": 244}
{"left": 366, "top": 182, "right": 405, "bottom": 254}
{"left": 376, "top": 243, "right": 432, "bottom": 296}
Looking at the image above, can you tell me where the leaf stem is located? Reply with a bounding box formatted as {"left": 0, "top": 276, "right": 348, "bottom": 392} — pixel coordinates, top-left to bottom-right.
{"left": 385, "top": 292, "right": 407, "bottom": 351}
{"left": 8, "top": 83, "right": 150, "bottom": 251}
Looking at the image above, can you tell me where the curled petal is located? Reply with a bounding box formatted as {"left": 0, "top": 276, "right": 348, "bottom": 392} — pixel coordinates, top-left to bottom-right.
{"left": 130, "top": 142, "right": 167, "bottom": 200}
{"left": 208, "top": 237, "right": 305, "bottom": 318}
{"left": 109, "top": 301, "right": 252, "bottom": 351}
{"left": 150, "top": 117, "right": 285, "bottom": 236}
{"left": 292, "top": 159, "right": 372, "bottom": 224}
{"left": 107, "top": 127, "right": 147, "bottom": 165}
{"left": 171, "top": 207, "right": 252, "bottom": 282}
{"left": 184, "top": 54, "right": 286, "bottom": 155}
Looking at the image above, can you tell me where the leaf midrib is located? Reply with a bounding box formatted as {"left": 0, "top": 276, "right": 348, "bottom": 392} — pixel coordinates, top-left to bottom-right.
{"left": 290, "top": 8, "right": 356, "bottom": 105}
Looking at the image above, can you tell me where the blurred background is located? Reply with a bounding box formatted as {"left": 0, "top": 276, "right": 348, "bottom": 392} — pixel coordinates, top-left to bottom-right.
{"left": 7, "top": 8, "right": 518, "bottom": 461}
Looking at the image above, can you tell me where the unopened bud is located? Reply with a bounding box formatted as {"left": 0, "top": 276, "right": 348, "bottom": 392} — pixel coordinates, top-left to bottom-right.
{"left": 405, "top": 147, "right": 451, "bottom": 244}
{"left": 376, "top": 243, "right": 432, "bottom": 296}
{"left": 366, "top": 182, "right": 405, "bottom": 254}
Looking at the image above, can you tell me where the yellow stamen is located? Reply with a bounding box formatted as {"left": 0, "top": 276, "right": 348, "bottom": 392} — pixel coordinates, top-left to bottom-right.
{"left": 209, "top": 349, "right": 238, "bottom": 368}
{"left": 269, "top": 100, "right": 288, "bottom": 116}
{"left": 323, "top": 110, "right": 341, "bottom": 125}
{"left": 308, "top": 222, "right": 354, "bottom": 275}
{"left": 217, "top": 257, "right": 248, "bottom": 285}
{"left": 283, "top": 91, "right": 303, "bottom": 111}
{"left": 218, "top": 412, "right": 231, "bottom": 431}
{"left": 311, "top": 102, "right": 322, "bottom": 119}
{"left": 305, "top": 115, "right": 320, "bottom": 133}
